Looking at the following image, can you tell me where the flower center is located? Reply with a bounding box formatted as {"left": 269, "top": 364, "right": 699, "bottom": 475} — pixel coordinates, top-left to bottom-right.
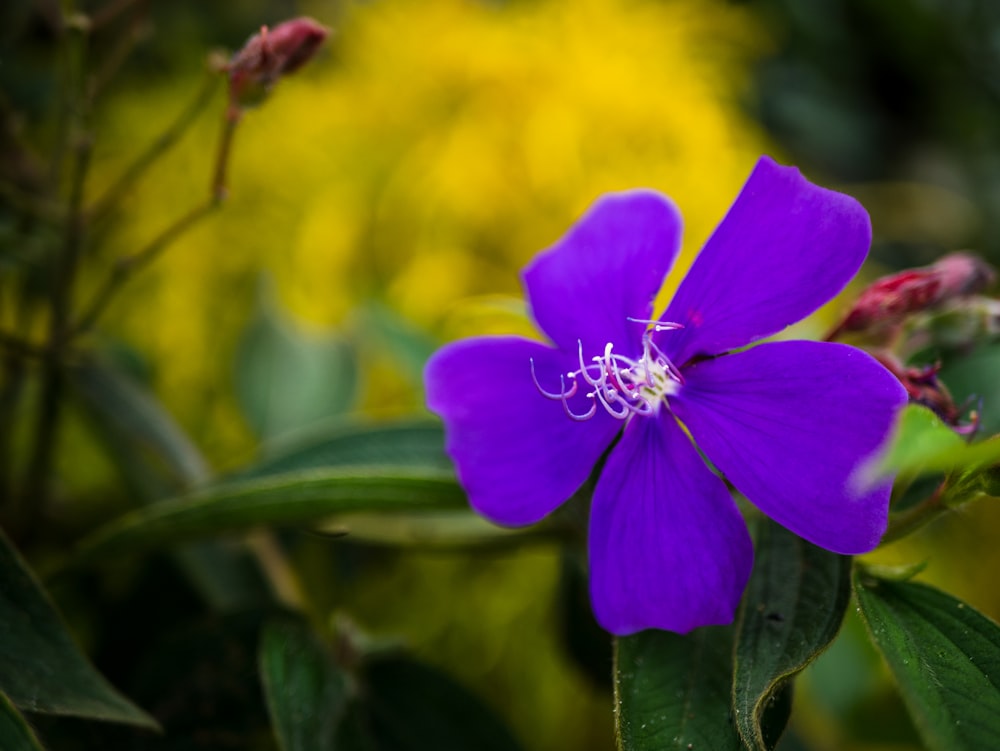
{"left": 530, "top": 321, "right": 684, "bottom": 421}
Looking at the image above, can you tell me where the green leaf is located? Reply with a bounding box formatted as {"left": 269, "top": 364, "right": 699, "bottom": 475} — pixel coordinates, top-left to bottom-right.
{"left": 354, "top": 303, "right": 437, "bottom": 387}
{"left": 318, "top": 509, "right": 531, "bottom": 549}
{"left": 943, "top": 458, "right": 1000, "bottom": 507}
{"left": 615, "top": 627, "right": 741, "bottom": 751}
{"left": 733, "top": 518, "right": 852, "bottom": 750}
{"left": 231, "top": 420, "right": 451, "bottom": 481}
{"left": 0, "top": 529, "right": 157, "bottom": 728}
{"left": 259, "top": 619, "right": 349, "bottom": 751}
{"left": 355, "top": 656, "right": 524, "bottom": 751}
{"left": 853, "top": 570, "right": 1000, "bottom": 751}
{"left": 73, "top": 467, "right": 465, "bottom": 561}
{"left": 235, "top": 298, "right": 358, "bottom": 442}
{"left": 0, "top": 692, "right": 45, "bottom": 751}
{"left": 69, "top": 355, "right": 210, "bottom": 488}
{"left": 70, "top": 354, "right": 269, "bottom": 611}
{"left": 872, "top": 404, "right": 1000, "bottom": 481}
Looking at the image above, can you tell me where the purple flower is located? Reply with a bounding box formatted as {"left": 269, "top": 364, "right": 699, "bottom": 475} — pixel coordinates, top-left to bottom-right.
{"left": 425, "top": 156, "right": 906, "bottom": 635}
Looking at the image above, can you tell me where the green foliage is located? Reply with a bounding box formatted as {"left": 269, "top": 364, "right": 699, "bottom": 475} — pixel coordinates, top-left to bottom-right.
{"left": 733, "top": 519, "right": 852, "bottom": 750}
{"left": 0, "top": 693, "right": 45, "bottom": 751}
{"left": 235, "top": 295, "right": 359, "bottom": 442}
{"left": 70, "top": 355, "right": 210, "bottom": 491}
{"left": 615, "top": 519, "right": 855, "bottom": 751}
{"left": 615, "top": 626, "right": 741, "bottom": 750}
{"left": 259, "top": 619, "right": 349, "bottom": 751}
{"left": 874, "top": 404, "right": 1000, "bottom": 482}
{"left": 854, "top": 570, "right": 1000, "bottom": 751}
{"left": 73, "top": 466, "right": 466, "bottom": 561}
{"left": 343, "top": 655, "right": 525, "bottom": 751}
{"left": 0, "top": 529, "right": 156, "bottom": 729}
{"left": 940, "top": 342, "right": 1000, "bottom": 436}
{"left": 231, "top": 420, "right": 452, "bottom": 481}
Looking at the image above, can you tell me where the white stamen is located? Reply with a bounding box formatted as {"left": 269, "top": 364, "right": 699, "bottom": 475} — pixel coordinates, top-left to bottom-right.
{"left": 530, "top": 324, "right": 684, "bottom": 422}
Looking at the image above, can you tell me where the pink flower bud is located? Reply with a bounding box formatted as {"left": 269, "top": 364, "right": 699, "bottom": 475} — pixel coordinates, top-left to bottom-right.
{"left": 227, "top": 17, "right": 329, "bottom": 110}
{"left": 840, "top": 252, "right": 995, "bottom": 333}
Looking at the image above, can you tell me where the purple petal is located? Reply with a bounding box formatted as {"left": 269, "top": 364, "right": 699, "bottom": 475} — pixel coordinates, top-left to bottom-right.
{"left": 425, "top": 336, "right": 621, "bottom": 526}
{"left": 671, "top": 341, "right": 907, "bottom": 554}
{"left": 589, "top": 412, "right": 753, "bottom": 635}
{"left": 661, "top": 156, "right": 871, "bottom": 365}
{"left": 523, "top": 191, "right": 682, "bottom": 358}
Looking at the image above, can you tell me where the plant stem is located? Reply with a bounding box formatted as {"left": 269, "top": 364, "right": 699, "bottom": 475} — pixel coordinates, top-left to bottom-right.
{"left": 880, "top": 482, "right": 946, "bottom": 545}
{"left": 72, "top": 106, "right": 239, "bottom": 338}
{"left": 16, "top": 15, "right": 91, "bottom": 535}
{"left": 89, "top": 68, "right": 222, "bottom": 223}
{"left": 87, "top": 0, "right": 150, "bottom": 102}
{"left": 19, "top": 136, "right": 91, "bottom": 533}
{"left": 89, "top": 0, "right": 146, "bottom": 30}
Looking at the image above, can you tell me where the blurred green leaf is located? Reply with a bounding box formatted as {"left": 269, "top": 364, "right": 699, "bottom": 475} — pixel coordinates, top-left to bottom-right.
{"left": 733, "top": 518, "right": 852, "bottom": 751}
{"left": 260, "top": 619, "right": 349, "bottom": 751}
{"left": 0, "top": 692, "right": 45, "bottom": 751}
{"left": 348, "top": 655, "right": 524, "bottom": 751}
{"left": 334, "top": 701, "right": 379, "bottom": 751}
{"left": 615, "top": 627, "right": 741, "bottom": 751}
{"left": 0, "top": 529, "right": 157, "bottom": 728}
{"left": 73, "top": 467, "right": 465, "bottom": 561}
{"left": 870, "top": 405, "right": 1000, "bottom": 480}
{"left": 355, "top": 303, "right": 437, "bottom": 387}
{"left": 71, "top": 354, "right": 269, "bottom": 611}
{"left": 940, "top": 342, "right": 1000, "bottom": 436}
{"left": 943, "top": 456, "right": 1000, "bottom": 508}
{"left": 232, "top": 419, "right": 451, "bottom": 481}
{"left": 235, "top": 299, "right": 358, "bottom": 442}
{"left": 318, "top": 509, "right": 531, "bottom": 549}
{"left": 69, "top": 356, "right": 210, "bottom": 489}
{"left": 853, "top": 570, "right": 1000, "bottom": 751}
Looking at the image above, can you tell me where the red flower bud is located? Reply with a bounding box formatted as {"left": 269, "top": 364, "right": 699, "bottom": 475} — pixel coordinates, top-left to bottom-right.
{"left": 839, "top": 252, "right": 995, "bottom": 334}
{"left": 227, "top": 17, "right": 329, "bottom": 110}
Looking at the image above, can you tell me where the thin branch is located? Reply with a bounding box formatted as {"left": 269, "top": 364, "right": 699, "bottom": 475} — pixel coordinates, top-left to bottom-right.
{"left": 72, "top": 108, "right": 240, "bottom": 338}
{"left": 73, "top": 201, "right": 215, "bottom": 336}
{"left": 89, "top": 0, "right": 146, "bottom": 30}
{"left": 19, "top": 134, "right": 92, "bottom": 531}
{"left": 881, "top": 481, "right": 947, "bottom": 545}
{"left": 16, "top": 15, "right": 92, "bottom": 533}
{"left": 89, "top": 68, "right": 222, "bottom": 223}
{"left": 88, "top": 3, "right": 150, "bottom": 101}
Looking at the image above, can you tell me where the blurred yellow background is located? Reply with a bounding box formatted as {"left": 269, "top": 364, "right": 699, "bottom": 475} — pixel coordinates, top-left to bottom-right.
{"left": 88, "top": 0, "right": 769, "bottom": 461}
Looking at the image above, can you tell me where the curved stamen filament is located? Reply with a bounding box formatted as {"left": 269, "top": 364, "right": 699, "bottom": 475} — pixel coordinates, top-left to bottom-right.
{"left": 529, "top": 358, "right": 596, "bottom": 421}
{"left": 530, "top": 325, "right": 683, "bottom": 422}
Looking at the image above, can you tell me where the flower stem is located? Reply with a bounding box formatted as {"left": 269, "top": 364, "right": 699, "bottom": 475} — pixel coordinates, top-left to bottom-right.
{"left": 880, "top": 481, "right": 946, "bottom": 545}
{"left": 87, "top": 1, "right": 149, "bottom": 102}
{"left": 71, "top": 105, "right": 239, "bottom": 338}
{"left": 89, "top": 65, "right": 222, "bottom": 224}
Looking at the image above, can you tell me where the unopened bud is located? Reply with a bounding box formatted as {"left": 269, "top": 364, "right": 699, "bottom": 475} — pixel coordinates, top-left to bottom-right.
{"left": 227, "top": 17, "right": 329, "bottom": 110}
{"left": 839, "top": 253, "right": 996, "bottom": 334}
{"left": 874, "top": 354, "right": 977, "bottom": 434}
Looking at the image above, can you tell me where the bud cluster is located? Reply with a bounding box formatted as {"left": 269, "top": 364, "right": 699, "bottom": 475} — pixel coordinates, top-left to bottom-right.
{"left": 838, "top": 253, "right": 995, "bottom": 335}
